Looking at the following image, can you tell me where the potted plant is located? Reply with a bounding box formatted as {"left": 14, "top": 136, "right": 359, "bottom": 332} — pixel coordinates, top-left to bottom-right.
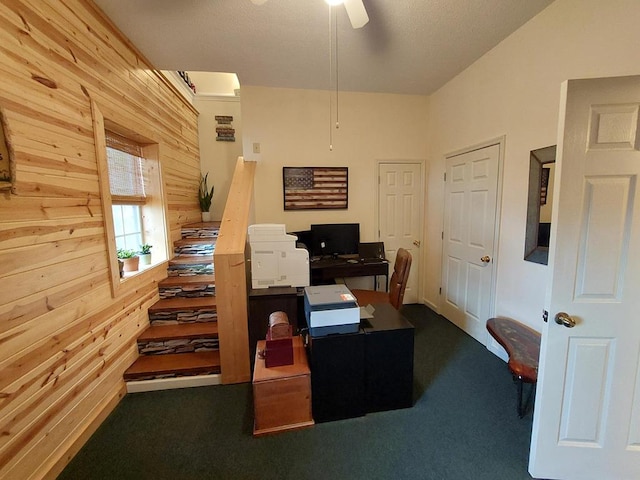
{"left": 138, "top": 244, "right": 152, "bottom": 266}
{"left": 117, "top": 248, "right": 139, "bottom": 272}
{"left": 199, "top": 173, "right": 214, "bottom": 222}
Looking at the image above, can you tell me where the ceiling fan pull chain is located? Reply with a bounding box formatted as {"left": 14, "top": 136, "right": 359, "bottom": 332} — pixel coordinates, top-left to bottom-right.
{"left": 335, "top": 6, "right": 339, "bottom": 130}
{"left": 328, "top": 5, "right": 333, "bottom": 150}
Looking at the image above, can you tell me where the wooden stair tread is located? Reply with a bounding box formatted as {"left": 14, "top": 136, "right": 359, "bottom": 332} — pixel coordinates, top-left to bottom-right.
{"left": 159, "top": 275, "right": 215, "bottom": 287}
{"left": 124, "top": 351, "right": 221, "bottom": 379}
{"left": 139, "top": 322, "right": 219, "bottom": 342}
{"left": 175, "top": 238, "right": 217, "bottom": 247}
{"left": 183, "top": 221, "right": 221, "bottom": 229}
{"left": 169, "top": 255, "right": 213, "bottom": 265}
{"left": 149, "top": 297, "right": 217, "bottom": 312}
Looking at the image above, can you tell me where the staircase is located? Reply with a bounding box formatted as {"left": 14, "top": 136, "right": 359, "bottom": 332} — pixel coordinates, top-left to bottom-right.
{"left": 124, "top": 222, "right": 222, "bottom": 392}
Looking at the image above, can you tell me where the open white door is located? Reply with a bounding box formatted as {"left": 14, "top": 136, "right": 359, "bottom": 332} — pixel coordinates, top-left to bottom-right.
{"left": 530, "top": 75, "right": 640, "bottom": 479}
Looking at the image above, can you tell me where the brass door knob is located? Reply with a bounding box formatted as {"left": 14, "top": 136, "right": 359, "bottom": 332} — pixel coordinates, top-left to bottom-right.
{"left": 554, "top": 312, "right": 576, "bottom": 328}
{"left": 480, "top": 255, "right": 491, "bottom": 264}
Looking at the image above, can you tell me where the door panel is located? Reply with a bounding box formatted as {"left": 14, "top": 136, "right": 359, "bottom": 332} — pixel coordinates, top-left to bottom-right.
{"left": 378, "top": 163, "right": 422, "bottom": 304}
{"left": 441, "top": 144, "right": 500, "bottom": 343}
{"left": 529, "top": 75, "right": 640, "bottom": 480}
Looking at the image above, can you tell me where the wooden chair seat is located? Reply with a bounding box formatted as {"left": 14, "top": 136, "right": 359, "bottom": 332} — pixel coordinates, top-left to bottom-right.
{"left": 486, "top": 317, "right": 541, "bottom": 417}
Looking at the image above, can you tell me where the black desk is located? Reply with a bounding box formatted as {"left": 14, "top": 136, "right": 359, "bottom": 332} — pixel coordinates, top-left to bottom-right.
{"left": 307, "top": 302, "right": 414, "bottom": 422}
{"left": 310, "top": 257, "right": 389, "bottom": 291}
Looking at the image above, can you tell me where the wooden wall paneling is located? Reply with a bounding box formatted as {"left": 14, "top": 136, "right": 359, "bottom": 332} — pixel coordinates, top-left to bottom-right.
{"left": 0, "top": 279, "right": 157, "bottom": 387}
{"left": 0, "top": 197, "right": 103, "bottom": 222}
{"left": 214, "top": 158, "right": 256, "bottom": 384}
{"left": 0, "top": 271, "right": 109, "bottom": 350}
{"left": 0, "top": 217, "right": 104, "bottom": 251}
{"left": 1, "top": 253, "right": 108, "bottom": 305}
{"left": 0, "top": 291, "right": 154, "bottom": 455}
{"left": 1, "top": 345, "right": 138, "bottom": 480}
{"left": 0, "top": 0, "right": 203, "bottom": 477}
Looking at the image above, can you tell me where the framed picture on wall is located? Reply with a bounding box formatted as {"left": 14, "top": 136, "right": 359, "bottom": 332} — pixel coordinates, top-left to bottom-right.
{"left": 283, "top": 167, "right": 348, "bottom": 210}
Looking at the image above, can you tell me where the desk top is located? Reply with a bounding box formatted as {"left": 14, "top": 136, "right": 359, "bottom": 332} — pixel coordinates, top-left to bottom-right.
{"left": 253, "top": 336, "right": 309, "bottom": 382}
{"left": 310, "top": 256, "right": 389, "bottom": 269}
{"left": 361, "top": 303, "right": 415, "bottom": 333}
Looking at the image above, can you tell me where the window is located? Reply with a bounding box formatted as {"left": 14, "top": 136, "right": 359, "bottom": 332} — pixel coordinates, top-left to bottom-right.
{"left": 91, "top": 100, "right": 169, "bottom": 297}
{"left": 106, "top": 132, "right": 146, "bottom": 252}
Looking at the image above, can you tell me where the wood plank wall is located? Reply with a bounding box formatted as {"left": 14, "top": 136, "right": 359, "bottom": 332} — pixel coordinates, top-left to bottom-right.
{"left": 0, "top": 1, "right": 203, "bottom": 478}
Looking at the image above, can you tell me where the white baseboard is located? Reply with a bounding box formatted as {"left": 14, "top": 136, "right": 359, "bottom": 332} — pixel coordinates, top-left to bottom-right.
{"left": 126, "top": 374, "right": 222, "bottom": 393}
{"left": 486, "top": 338, "right": 508, "bottom": 362}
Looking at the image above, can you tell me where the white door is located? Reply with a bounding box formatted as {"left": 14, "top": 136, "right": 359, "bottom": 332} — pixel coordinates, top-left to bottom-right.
{"left": 378, "top": 162, "right": 422, "bottom": 304}
{"left": 529, "top": 75, "right": 640, "bottom": 480}
{"left": 441, "top": 144, "right": 500, "bottom": 344}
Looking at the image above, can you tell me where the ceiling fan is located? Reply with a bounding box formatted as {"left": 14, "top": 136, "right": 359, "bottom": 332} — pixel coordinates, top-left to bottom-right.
{"left": 250, "top": 0, "right": 369, "bottom": 29}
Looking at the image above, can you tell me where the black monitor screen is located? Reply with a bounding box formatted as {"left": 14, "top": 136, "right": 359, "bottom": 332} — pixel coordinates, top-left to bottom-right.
{"left": 310, "top": 223, "right": 360, "bottom": 257}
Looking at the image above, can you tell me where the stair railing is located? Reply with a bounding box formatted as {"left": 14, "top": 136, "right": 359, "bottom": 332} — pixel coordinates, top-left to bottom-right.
{"left": 213, "top": 157, "right": 256, "bottom": 383}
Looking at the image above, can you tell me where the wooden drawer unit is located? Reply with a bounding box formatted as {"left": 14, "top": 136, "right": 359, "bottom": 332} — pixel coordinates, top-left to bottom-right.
{"left": 252, "top": 336, "right": 314, "bottom": 436}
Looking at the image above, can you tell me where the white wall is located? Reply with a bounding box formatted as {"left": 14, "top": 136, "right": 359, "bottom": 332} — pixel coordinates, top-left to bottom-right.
{"left": 241, "top": 86, "right": 429, "bottom": 239}
{"left": 194, "top": 96, "right": 243, "bottom": 221}
{"left": 424, "top": 0, "right": 640, "bottom": 330}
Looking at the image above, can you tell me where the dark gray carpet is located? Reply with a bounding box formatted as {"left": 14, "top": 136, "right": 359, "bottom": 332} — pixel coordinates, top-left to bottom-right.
{"left": 58, "top": 305, "right": 534, "bottom": 480}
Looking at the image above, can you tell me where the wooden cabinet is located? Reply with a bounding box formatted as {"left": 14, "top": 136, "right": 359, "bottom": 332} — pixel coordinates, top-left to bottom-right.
{"left": 248, "top": 287, "right": 300, "bottom": 364}
{"left": 252, "top": 336, "right": 314, "bottom": 436}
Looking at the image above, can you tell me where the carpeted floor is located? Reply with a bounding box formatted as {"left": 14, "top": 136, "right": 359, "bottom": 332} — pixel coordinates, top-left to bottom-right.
{"left": 58, "top": 305, "right": 534, "bottom": 480}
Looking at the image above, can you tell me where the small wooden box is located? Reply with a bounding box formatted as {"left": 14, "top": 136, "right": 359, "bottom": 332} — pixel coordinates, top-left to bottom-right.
{"left": 253, "top": 336, "right": 314, "bottom": 436}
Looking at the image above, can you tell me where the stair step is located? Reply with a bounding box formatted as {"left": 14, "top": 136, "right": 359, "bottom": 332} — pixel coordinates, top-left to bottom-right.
{"left": 137, "top": 323, "right": 219, "bottom": 355}
{"left": 181, "top": 222, "right": 220, "bottom": 240}
{"left": 175, "top": 238, "right": 217, "bottom": 247}
{"left": 149, "top": 297, "right": 217, "bottom": 312}
{"left": 139, "top": 322, "right": 219, "bottom": 342}
{"left": 148, "top": 297, "right": 217, "bottom": 325}
{"left": 169, "top": 255, "right": 213, "bottom": 265}
{"left": 124, "top": 351, "right": 221, "bottom": 381}
{"left": 159, "top": 274, "right": 215, "bottom": 287}
{"left": 158, "top": 274, "right": 215, "bottom": 299}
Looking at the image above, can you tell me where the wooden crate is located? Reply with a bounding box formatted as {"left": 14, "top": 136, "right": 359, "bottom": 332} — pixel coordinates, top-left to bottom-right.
{"left": 252, "top": 336, "right": 314, "bottom": 436}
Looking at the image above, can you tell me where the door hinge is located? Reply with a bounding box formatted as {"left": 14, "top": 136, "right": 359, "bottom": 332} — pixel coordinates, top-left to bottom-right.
{"left": 439, "top": 287, "right": 442, "bottom": 295}
{"left": 444, "top": 172, "right": 446, "bottom": 182}
{"left": 543, "top": 310, "right": 549, "bottom": 323}
{"left": 441, "top": 231, "right": 444, "bottom": 240}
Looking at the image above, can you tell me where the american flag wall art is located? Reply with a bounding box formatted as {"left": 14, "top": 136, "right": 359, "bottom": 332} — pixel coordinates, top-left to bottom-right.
{"left": 283, "top": 167, "right": 348, "bottom": 210}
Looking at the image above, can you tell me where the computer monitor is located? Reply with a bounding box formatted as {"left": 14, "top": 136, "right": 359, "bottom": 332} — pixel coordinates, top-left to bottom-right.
{"left": 310, "top": 223, "right": 360, "bottom": 257}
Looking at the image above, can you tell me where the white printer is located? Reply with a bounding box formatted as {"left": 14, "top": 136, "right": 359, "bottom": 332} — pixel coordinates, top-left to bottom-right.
{"left": 248, "top": 224, "right": 310, "bottom": 289}
{"left": 304, "top": 284, "right": 360, "bottom": 337}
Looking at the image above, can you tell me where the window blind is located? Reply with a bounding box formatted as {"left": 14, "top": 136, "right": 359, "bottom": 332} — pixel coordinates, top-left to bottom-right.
{"left": 105, "top": 130, "right": 145, "bottom": 202}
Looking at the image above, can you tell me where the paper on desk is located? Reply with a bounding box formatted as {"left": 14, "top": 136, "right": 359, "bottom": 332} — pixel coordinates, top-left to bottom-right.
{"left": 359, "top": 304, "right": 375, "bottom": 319}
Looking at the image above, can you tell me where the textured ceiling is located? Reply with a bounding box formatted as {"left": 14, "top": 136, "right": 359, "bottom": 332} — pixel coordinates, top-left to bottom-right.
{"left": 93, "top": 0, "right": 553, "bottom": 95}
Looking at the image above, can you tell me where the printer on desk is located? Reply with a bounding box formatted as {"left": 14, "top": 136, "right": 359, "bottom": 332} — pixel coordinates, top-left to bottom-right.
{"left": 304, "top": 284, "right": 360, "bottom": 337}
{"left": 248, "top": 224, "right": 310, "bottom": 289}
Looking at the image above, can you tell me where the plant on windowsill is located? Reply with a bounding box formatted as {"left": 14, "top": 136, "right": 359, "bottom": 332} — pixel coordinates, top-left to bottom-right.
{"left": 199, "top": 173, "right": 214, "bottom": 222}
{"left": 138, "top": 244, "right": 152, "bottom": 266}
{"left": 117, "top": 248, "right": 139, "bottom": 273}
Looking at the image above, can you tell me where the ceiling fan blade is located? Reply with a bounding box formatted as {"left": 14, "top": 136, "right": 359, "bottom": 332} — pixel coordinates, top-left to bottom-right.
{"left": 343, "top": 0, "right": 369, "bottom": 28}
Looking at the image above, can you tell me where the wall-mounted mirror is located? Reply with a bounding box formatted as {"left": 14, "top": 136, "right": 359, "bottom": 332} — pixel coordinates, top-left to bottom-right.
{"left": 524, "top": 145, "right": 556, "bottom": 265}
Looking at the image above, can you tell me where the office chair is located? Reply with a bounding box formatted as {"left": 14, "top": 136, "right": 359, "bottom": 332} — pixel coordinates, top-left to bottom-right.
{"left": 351, "top": 248, "right": 412, "bottom": 310}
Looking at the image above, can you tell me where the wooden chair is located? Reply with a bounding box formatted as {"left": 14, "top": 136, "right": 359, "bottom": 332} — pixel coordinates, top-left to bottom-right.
{"left": 351, "top": 248, "right": 412, "bottom": 310}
